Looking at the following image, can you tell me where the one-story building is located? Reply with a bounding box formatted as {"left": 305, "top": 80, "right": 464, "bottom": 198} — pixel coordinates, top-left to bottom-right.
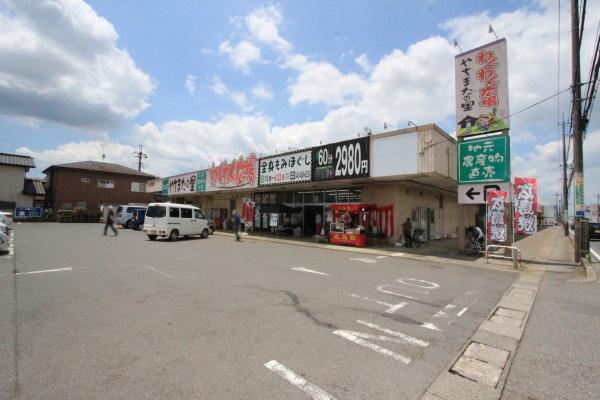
{"left": 150, "top": 124, "right": 481, "bottom": 245}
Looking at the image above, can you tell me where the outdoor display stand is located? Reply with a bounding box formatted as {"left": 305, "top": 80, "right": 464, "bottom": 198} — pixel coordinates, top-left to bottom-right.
{"left": 327, "top": 203, "right": 377, "bottom": 247}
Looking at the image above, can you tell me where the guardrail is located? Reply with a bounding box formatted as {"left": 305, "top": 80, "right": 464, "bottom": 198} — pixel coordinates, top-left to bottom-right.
{"left": 486, "top": 245, "right": 522, "bottom": 269}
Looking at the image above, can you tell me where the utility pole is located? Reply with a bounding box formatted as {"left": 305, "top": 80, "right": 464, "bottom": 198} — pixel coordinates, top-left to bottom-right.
{"left": 571, "top": 0, "right": 584, "bottom": 262}
{"left": 134, "top": 145, "right": 147, "bottom": 171}
{"left": 562, "top": 116, "right": 568, "bottom": 235}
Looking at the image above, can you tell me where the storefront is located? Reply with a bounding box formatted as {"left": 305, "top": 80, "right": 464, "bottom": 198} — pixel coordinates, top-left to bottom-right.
{"left": 154, "top": 124, "right": 471, "bottom": 246}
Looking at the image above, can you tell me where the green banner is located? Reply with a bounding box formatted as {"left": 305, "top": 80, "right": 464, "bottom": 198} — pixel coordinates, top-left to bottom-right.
{"left": 458, "top": 135, "right": 510, "bottom": 184}
{"left": 196, "top": 170, "right": 206, "bottom": 192}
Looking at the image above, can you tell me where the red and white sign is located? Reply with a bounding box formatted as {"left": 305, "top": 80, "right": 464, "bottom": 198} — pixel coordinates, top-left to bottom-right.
{"left": 487, "top": 191, "right": 508, "bottom": 243}
{"left": 377, "top": 205, "right": 394, "bottom": 238}
{"left": 241, "top": 198, "right": 256, "bottom": 228}
{"left": 206, "top": 154, "right": 258, "bottom": 191}
{"left": 513, "top": 177, "right": 538, "bottom": 235}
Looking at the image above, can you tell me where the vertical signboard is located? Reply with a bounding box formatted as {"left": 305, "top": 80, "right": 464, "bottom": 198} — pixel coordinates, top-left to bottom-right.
{"left": 458, "top": 135, "right": 510, "bottom": 183}
{"left": 513, "top": 177, "right": 538, "bottom": 235}
{"left": 455, "top": 39, "right": 509, "bottom": 137}
{"left": 574, "top": 173, "right": 585, "bottom": 217}
{"left": 196, "top": 170, "right": 206, "bottom": 192}
{"left": 487, "top": 191, "right": 508, "bottom": 243}
{"left": 312, "top": 137, "right": 369, "bottom": 181}
{"left": 241, "top": 198, "right": 256, "bottom": 228}
{"left": 259, "top": 150, "right": 312, "bottom": 186}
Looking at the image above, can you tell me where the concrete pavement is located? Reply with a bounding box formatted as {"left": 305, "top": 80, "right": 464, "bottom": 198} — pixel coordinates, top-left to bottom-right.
{"left": 1, "top": 222, "right": 516, "bottom": 400}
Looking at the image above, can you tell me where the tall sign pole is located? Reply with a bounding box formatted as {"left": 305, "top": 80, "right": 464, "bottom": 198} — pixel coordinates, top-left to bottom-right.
{"left": 571, "top": 0, "right": 584, "bottom": 262}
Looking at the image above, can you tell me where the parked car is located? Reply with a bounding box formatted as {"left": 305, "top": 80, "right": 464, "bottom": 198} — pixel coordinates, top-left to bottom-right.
{"left": 143, "top": 202, "right": 210, "bottom": 241}
{"left": 589, "top": 222, "right": 600, "bottom": 241}
{"left": 131, "top": 209, "right": 146, "bottom": 231}
{"left": 0, "top": 211, "right": 13, "bottom": 226}
{"left": 0, "top": 222, "right": 8, "bottom": 235}
{"left": 116, "top": 205, "right": 147, "bottom": 229}
{"left": 208, "top": 220, "right": 216, "bottom": 235}
{"left": 0, "top": 230, "right": 9, "bottom": 253}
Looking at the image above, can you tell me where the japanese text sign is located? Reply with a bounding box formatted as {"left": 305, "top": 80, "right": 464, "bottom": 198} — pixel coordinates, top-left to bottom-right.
{"left": 458, "top": 135, "right": 509, "bottom": 184}
{"left": 487, "top": 191, "right": 508, "bottom": 243}
{"left": 513, "top": 177, "right": 537, "bottom": 235}
{"left": 455, "top": 39, "right": 509, "bottom": 137}
{"left": 206, "top": 154, "right": 258, "bottom": 191}
{"left": 168, "top": 172, "right": 198, "bottom": 195}
{"left": 259, "top": 150, "right": 312, "bottom": 186}
{"left": 312, "top": 137, "right": 369, "bottom": 181}
{"left": 196, "top": 170, "right": 206, "bottom": 192}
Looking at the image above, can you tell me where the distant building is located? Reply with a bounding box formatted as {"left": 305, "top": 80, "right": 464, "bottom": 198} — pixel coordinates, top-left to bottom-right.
{"left": 43, "top": 161, "right": 157, "bottom": 214}
{"left": 540, "top": 204, "right": 557, "bottom": 226}
{"left": 0, "top": 152, "right": 39, "bottom": 212}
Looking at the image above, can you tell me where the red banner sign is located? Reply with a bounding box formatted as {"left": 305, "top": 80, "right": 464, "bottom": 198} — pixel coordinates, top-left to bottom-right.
{"left": 513, "top": 177, "right": 538, "bottom": 235}
{"left": 487, "top": 191, "right": 508, "bottom": 243}
{"left": 207, "top": 154, "right": 258, "bottom": 191}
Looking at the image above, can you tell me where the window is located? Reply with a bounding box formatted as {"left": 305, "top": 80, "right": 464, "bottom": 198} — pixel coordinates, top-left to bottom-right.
{"left": 314, "top": 191, "right": 324, "bottom": 203}
{"left": 304, "top": 191, "right": 314, "bottom": 204}
{"left": 294, "top": 191, "right": 303, "bottom": 204}
{"left": 181, "top": 208, "right": 192, "bottom": 219}
{"left": 81, "top": 177, "right": 90, "bottom": 183}
{"left": 349, "top": 188, "right": 362, "bottom": 203}
{"left": 146, "top": 206, "right": 166, "bottom": 218}
{"left": 76, "top": 202, "right": 87, "bottom": 209}
{"left": 61, "top": 203, "right": 72, "bottom": 210}
{"left": 98, "top": 179, "right": 114, "bottom": 189}
{"left": 325, "top": 190, "right": 337, "bottom": 203}
{"left": 194, "top": 210, "right": 204, "bottom": 219}
{"left": 131, "top": 182, "right": 146, "bottom": 192}
{"left": 284, "top": 191, "right": 294, "bottom": 203}
{"left": 337, "top": 188, "right": 349, "bottom": 203}
{"left": 169, "top": 207, "right": 180, "bottom": 218}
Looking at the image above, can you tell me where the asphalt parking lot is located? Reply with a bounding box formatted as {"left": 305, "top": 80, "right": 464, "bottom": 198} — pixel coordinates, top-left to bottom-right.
{"left": 1, "top": 223, "right": 517, "bottom": 400}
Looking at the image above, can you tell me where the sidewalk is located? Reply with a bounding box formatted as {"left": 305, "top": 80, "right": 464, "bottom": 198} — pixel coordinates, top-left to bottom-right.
{"left": 516, "top": 226, "right": 576, "bottom": 267}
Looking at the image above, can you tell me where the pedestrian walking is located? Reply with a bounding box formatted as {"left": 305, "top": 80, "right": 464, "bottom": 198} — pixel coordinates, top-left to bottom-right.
{"left": 103, "top": 205, "right": 118, "bottom": 236}
{"left": 232, "top": 209, "right": 241, "bottom": 241}
{"left": 402, "top": 217, "right": 412, "bottom": 248}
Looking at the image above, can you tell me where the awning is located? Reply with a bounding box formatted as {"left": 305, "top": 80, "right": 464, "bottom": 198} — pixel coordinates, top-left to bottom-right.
{"left": 259, "top": 204, "right": 303, "bottom": 213}
{"left": 328, "top": 203, "right": 377, "bottom": 212}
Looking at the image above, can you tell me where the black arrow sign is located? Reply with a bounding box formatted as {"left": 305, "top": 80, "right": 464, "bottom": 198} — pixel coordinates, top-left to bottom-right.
{"left": 466, "top": 187, "right": 480, "bottom": 200}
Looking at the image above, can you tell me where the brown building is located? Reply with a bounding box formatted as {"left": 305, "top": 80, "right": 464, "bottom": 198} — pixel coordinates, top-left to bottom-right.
{"left": 43, "top": 161, "right": 156, "bottom": 213}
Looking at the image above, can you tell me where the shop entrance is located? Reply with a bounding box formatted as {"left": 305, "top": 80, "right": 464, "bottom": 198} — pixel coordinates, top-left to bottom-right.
{"left": 304, "top": 205, "right": 324, "bottom": 235}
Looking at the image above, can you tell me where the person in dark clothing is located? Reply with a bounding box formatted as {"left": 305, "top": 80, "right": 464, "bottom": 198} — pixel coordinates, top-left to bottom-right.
{"left": 232, "top": 210, "right": 241, "bottom": 241}
{"left": 103, "top": 205, "right": 118, "bottom": 236}
{"left": 402, "top": 218, "right": 412, "bottom": 248}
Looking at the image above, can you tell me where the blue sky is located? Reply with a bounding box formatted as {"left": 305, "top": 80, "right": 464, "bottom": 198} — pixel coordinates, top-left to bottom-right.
{"left": 0, "top": 0, "right": 599, "bottom": 206}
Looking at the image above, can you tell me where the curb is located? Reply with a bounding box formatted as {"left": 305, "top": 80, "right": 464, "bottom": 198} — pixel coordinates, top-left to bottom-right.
{"left": 214, "top": 231, "right": 519, "bottom": 273}
{"left": 419, "top": 266, "right": 543, "bottom": 400}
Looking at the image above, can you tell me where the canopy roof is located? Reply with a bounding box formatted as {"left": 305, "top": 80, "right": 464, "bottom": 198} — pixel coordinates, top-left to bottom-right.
{"left": 328, "top": 203, "right": 377, "bottom": 212}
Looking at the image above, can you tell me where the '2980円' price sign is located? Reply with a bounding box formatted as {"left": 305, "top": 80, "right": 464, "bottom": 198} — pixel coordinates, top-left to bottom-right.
{"left": 312, "top": 137, "right": 370, "bottom": 181}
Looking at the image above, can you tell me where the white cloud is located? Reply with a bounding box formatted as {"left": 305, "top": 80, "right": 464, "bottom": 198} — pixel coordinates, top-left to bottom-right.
{"left": 209, "top": 76, "right": 253, "bottom": 112}
{"left": 218, "top": 40, "right": 262, "bottom": 73}
{"left": 244, "top": 5, "right": 291, "bottom": 53}
{"left": 16, "top": 141, "right": 138, "bottom": 177}
{"left": 252, "top": 82, "right": 273, "bottom": 100}
{"left": 355, "top": 53, "right": 373, "bottom": 73}
{"left": 185, "top": 75, "right": 196, "bottom": 96}
{"left": 288, "top": 61, "right": 367, "bottom": 106}
{"left": 0, "top": 0, "right": 153, "bottom": 132}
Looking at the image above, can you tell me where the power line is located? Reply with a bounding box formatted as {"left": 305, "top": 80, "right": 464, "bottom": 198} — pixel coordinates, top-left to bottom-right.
{"left": 508, "top": 86, "right": 573, "bottom": 119}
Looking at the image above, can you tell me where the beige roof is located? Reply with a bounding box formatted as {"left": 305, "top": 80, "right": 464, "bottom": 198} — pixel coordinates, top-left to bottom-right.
{"left": 0, "top": 153, "right": 35, "bottom": 168}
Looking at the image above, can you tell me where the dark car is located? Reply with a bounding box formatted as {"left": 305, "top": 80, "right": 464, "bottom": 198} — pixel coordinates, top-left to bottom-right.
{"left": 589, "top": 223, "right": 600, "bottom": 241}
{"left": 131, "top": 209, "right": 146, "bottom": 231}
{"left": 208, "top": 220, "right": 216, "bottom": 235}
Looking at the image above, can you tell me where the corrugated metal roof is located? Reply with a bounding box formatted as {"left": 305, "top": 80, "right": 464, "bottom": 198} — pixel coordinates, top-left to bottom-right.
{"left": 43, "top": 161, "right": 156, "bottom": 178}
{"left": 0, "top": 153, "right": 35, "bottom": 168}
{"left": 23, "top": 179, "right": 46, "bottom": 195}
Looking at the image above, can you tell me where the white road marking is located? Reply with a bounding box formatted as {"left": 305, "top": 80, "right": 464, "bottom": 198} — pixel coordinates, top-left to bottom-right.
{"left": 420, "top": 322, "right": 442, "bottom": 331}
{"left": 376, "top": 255, "right": 388, "bottom": 259}
{"left": 390, "top": 252, "right": 405, "bottom": 257}
{"left": 433, "top": 304, "right": 456, "bottom": 318}
{"left": 333, "top": 330, "right": 412, "bottom": 364}
{"left": 384, "top": 302, "right": 408, "bottom": 314}
{"left": 396, "top": 278, "right": 440, "bottom": 290}
{"left": 16, "top": 267, "right": 73, "bottom": 275}
{"left": 144, "top": 265, "right": 173, "bottom": 279}
{"left": 377, "top": 285, "right": 418, "bottom": 301}
{"left": 264, "top": 360, "right": 339, "bottom": 400}
{"left": 9, "top": 231, "right": 15, "bottom": 256}
{"left": 355, "top": 320, "right": 429, "bottom": 347}
{"left": 349, "top": 257, "right": 377, "bottom": 264}
{"left": 457, "top": 307, "right": 468, "bottom": 317}
{"left": 291, "top": 267, "right": 331, "bottom": 276}
{"left": 349, "top": 294, "right": 393, "bottom": 307}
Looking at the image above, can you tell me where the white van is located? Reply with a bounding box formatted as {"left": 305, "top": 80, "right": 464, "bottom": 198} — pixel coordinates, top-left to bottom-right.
{"left": 143, "top": 202, "right": 210, "bottom": 241}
